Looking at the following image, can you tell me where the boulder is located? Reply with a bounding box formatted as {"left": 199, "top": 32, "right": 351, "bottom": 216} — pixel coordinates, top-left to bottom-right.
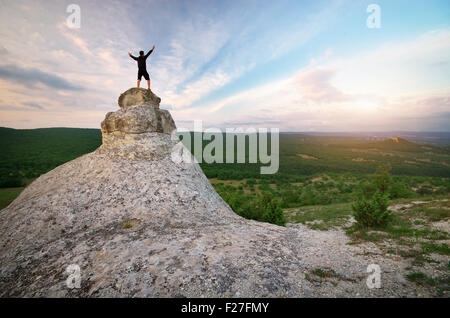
{"left": 98, "top": 88, "right": 177, "bottom": 159}
{"left": 101, "top": 106, "right": 176, "bottom": 135}
{"left": 0, "top": 88, "right": 312, "bottom": 297}
{"left": 118, "top": 88, "right": 161, "bottom": 108}
{"left": 101, "top": 105, "right": 159, "bottom": 134}
{"left": 0, "top": 148, "right": 307, "bottom": 297}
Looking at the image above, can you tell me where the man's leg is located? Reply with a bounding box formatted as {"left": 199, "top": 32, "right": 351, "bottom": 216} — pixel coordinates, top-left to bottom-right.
{"left": 137, "top": 70, "right": 142, "bottom": 88}
{"left": 144, "top": 71, "right": 150, "bottom": 90}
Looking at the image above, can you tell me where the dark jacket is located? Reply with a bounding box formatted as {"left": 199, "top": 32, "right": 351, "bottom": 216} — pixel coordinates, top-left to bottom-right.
{"left": 130, "top": 49, "right": 153, "bottom": 70}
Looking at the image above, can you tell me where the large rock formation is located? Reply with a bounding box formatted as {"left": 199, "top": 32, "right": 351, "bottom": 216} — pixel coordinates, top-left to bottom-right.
{"left": 1, "top": 88, "right": 305, "bottom": 297}
{"left": 0, "top": 89, "right": 418, "bottom": 298}
{"left": 98, "top": 88, "right": 176, "bottom": 160}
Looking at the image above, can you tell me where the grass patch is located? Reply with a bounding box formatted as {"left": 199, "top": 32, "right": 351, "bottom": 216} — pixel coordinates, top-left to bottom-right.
{"left": 305, "top": 267, "right": 357, "bottom": 284}
{"left": 346, "top": 197, "right": 450, "bottom": 268}
{"left": 287, "top": 202, "right": 352, "bottom": 230}
{"left": 397, "top": 249, "right": 439, "bottom": 266}
{"left": 346, "top": 228, "right": 389, "bottom": 242}
{"left": 405, "top": 272, "right": 437, "bottom": 286}
{"left": 384, "top": 223, "right": 448, "bottom": 240}
{"left": 120, "top": 220, "right": 134, "bottom": 229}
{"left": 305, "top": 268, "right": 338, "bottom": 283}
{"left": 381, "top": 243, "right": 448, "bottom": 266}
{"left": 348, "top": 198, "right": 449, "bottom": 243}
{"left": 403, "top": 200, "right": 450, "bottom": 222}
{"left": 0, "top": 187, "right": 24, "bottom": 210}
{"left": 421, "top": 242, "right": 450, "bottom": 255}
{"left": 311, "top": 268, "right": 329, "bottom": 278}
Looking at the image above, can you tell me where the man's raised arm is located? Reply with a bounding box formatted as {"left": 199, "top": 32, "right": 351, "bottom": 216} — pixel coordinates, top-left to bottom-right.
{"left": 128, "top": 52, "right": 138, "bottom": 61}
{"left": 145, "top": 45, "right": 156, "bottom": 58}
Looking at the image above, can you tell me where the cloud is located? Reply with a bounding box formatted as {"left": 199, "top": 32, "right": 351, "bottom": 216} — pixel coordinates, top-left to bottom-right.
{"left": 153, "top": 17, "right": 232, "bottom": 107}
{"left": 167, "top": 69, "right": 234, "bottom": 109}
{"left": 160, "top": 104, "right": 173, "bottom": 110}
{"left": 328, "top": 28, "right": 450, "bottom": 97}
{"left": 153, "top": 1, "right": 339, "bottom": 110}
{"left": 293, "top": 68, "right": 350, "bottom": 104}
{"left": 22, "top": 102, "right": 44, "bottom": 110}
{"left": 188, "top": 27, "right": 450, "bottom": 131}
{"left": 389, "top": 94, "right": 450, "bottom": 118}
{"left": 0, "top": 46, "right": 7, "bottom": 55}
{"left": 59, "top": 23, "right": 92, "bottom": 56}
{"left": 0, "top": 64, "right": 83, "bottom": 91}
{"left": 220, "top": 118, "right": 283, "bottom": 127}
{"left": 415, "top": 96, "right": 450, "bottom": 109}
{"left": 0, "top": 99, "right": 45, "bottom": 112}
{"left": 0, "top": 1, "right": 448, "bottom": 131}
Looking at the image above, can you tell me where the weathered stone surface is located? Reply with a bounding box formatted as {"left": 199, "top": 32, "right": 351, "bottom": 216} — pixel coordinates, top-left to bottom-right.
{"left": 100, "top": 88, "right": 177, "bottom": 159}
{"left": 101, "top": 104, "right": 159, "bottom": 134}
{"left": 0, "top": 89, "right": 427, "bottom": 298}
{"left": 118, "top": 88, "right": 161, "bottom": 108}
{"left": 102, "top": 87, "right": 176, "bottom": 138}
{"left": 157, "top": 109, "right": 176, "bottom": 134}
{"left": 100, "top": 105, "right": 176, "bottom": 135}
{"left": 0, "top": 149, "right": 302, "bottom": 297}
{"left": 97, "top": 132, "right": 177, "bottom": 160}
{"left": 0, "top": 149, "right": 424, "bottom": 297}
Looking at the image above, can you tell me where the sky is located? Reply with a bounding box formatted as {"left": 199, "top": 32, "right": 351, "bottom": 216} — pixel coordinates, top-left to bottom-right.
{"left": 0, "top": 0, "right": 449, "bottom": 132}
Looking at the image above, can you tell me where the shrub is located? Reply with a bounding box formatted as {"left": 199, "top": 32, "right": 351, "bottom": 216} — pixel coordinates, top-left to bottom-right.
{"left": 357, "top": 182, "right": 377, "bottom": 199}
{"left": 262, "top": 200, "right": 286, "bottom": 226}
{"left": 352, "top": 191, "right": 391, "bottom": 228}
{"left": 389, "top": 182, "right": 414, "bottom": 199}
{"left": 260, "top": 193, "right": 286, "bottom": 226}
{"left": 280, "top": 190, "right": 299, "bottom": 207}
{"left": 416, "top": 185, "right": 433, "bottom": 196}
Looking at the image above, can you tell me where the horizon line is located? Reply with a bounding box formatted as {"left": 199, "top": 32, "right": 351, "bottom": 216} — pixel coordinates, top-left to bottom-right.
{"left": 1, "top": 126, "right": 450, "bottom": 135}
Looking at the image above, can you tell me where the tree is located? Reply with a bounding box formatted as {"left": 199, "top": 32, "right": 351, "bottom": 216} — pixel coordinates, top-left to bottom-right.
{"left": 372, "top": 163, "right": 392, "bottom": 194}
{"left": 352, "top": 191, "right": 391, "bottom": 228}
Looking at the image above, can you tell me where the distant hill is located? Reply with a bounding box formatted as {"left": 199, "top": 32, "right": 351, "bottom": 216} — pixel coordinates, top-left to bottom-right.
{"left": 1, "top": 127, "right": 450, "bottom": 187}
{"left": 0, "top": 127, "right": 101, "bottom": 187}
{"left": 365, "top": 137, "right": 433, "bottom": 151}
{"left": 289, "top": 131, "right": 450, "bottom": 146}
{"left": 346, "top": 136, "right": 449, "bottom": 155}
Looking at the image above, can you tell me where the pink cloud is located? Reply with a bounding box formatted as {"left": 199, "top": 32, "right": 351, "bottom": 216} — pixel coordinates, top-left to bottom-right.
{"left": 293, "top": 68, "right": 351, "bottom": 104}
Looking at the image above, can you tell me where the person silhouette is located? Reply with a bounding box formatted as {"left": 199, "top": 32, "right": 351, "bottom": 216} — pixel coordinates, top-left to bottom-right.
{"left": 128, "top": 45, "right": 155, "bottom": 90}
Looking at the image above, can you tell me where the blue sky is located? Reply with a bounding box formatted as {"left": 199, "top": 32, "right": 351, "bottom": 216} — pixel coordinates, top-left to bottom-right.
{"left": 0, "top": 0, "right": 449, "bottom": 131}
